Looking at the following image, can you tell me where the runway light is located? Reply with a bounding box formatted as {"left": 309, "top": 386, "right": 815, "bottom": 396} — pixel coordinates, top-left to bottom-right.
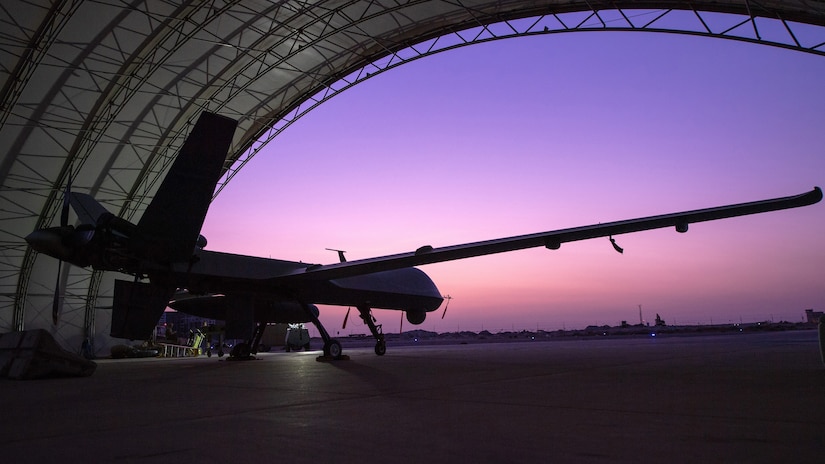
{"left": 650, "top": 333, "right": 657, "bottom": 337}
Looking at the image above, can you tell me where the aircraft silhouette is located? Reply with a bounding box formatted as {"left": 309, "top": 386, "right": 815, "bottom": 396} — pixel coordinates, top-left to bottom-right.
{"left": 25, "top": 112, "right": 822, "bottom": 358}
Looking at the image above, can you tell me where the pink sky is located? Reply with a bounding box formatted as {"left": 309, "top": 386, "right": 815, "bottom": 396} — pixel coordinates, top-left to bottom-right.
{"left": 201, "top": 32, "right": 825, "bottom": 335}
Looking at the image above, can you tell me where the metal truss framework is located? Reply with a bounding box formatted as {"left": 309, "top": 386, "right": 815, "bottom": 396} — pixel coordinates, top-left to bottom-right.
{"left": 221, "top": 7, "right": 825, "bottom": 197}
{"left": 1, "top": 0, "right": 823, "bottom": 353}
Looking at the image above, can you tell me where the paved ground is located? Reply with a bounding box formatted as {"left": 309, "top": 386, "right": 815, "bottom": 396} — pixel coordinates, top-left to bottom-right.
{"left": 1, "top": 330, "right": 823, "bottom": 463}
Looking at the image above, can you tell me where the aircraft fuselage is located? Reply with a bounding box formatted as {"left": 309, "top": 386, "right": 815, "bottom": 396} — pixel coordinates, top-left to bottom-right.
{"left": 163, "top": 250, "right": 444, "bottom": 314}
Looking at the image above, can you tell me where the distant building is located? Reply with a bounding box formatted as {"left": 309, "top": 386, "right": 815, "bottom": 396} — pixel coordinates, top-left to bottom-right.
{"left": 805, "top": 309, "right": 823, "bottom": 324}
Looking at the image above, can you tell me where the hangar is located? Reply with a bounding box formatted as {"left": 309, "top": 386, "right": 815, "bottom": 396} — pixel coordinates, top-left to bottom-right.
{"left": 2, "top": 1, "right": 824, "bottom": 356}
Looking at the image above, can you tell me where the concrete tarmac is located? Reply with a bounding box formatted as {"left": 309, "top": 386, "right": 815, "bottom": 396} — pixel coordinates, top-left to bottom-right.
{"left": 1, "top": 330, "right": 823, "bottom": 463}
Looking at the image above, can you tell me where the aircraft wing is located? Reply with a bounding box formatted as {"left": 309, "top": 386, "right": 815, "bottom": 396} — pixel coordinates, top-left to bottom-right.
{"left": 277, "top": 187, "right": 821, "bottom": 282}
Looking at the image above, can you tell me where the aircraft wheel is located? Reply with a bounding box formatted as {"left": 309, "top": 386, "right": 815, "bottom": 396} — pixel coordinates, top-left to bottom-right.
{"left": 374, "top": 341, "right": 386, "bottom": 356}
{"left": 324, "top": 339, "right": 342, "bottom": 358}
{"left": 231, "top": 343, "right": 250, "bottom": 358}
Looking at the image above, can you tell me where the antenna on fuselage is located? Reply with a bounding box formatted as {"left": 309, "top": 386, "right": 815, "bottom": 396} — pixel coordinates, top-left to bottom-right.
{"left": 609, "top": 236, "right": 624, "bottom": 254}
{"left": 325, "top": 248, "right": 347, "bottom": 263}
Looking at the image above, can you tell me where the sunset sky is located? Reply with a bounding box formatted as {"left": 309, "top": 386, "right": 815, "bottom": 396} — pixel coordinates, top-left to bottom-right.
{"left": 201, "top": 31, "right": 825, "bottom": 336}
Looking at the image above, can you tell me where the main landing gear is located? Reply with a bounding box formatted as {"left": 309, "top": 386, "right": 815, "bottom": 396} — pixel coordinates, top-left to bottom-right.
{"left": 301, "top": 303, "right": 343, "bottom": 359}
{"left": 228, "top": 322, "right": 267, "bottom": 360}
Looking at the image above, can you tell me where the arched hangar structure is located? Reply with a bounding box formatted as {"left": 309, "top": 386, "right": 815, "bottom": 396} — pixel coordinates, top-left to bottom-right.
{"left": 2, "top": 1, "right": 825, "bottom": 355}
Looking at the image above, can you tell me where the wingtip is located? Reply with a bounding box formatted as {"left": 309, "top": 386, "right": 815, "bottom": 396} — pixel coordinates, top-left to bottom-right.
{"left": 810, "top": 186, "right": 823, "bottom": 203}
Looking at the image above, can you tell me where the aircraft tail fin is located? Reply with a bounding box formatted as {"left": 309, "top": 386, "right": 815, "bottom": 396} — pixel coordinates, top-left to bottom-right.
{"left": 70, "top": 192, "right": 111, "bottom": 225}
{"left": 110, "top": 280, "right": 175, "bottom": 340}
{"left": 136, "top": 112, "right": 237, "bottom": 263}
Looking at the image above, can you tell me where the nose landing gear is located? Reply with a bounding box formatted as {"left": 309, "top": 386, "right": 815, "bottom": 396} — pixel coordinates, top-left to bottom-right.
{"left": 358, "top": 306, "right": 386, "bottom": 356}
{"left": 301, "top": 303, "right": 388, "bottom": 359}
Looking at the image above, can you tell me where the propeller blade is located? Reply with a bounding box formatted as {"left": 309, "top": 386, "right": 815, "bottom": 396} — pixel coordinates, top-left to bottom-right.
{"left": 441, "top": 295, "right": 452, "bottom": 319}
{"left": 60, "top": 167, "right": 72, "bottom": 227}
{"left": 342, "top": 307, "right": 350, "bottom": 329}
{"left": 52, "top": 260, "right": 62, "bottom": 325}
{"left": 399, "top": 311, "right": 403, "bottom": 334}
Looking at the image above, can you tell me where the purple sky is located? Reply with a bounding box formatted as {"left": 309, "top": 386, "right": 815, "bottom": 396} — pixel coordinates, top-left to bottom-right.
{"left": 201, "top": 32, "right": 825, "bottom": 335}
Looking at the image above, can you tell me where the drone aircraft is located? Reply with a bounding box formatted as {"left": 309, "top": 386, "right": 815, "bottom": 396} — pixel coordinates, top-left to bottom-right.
{"left": 26, "top": 112, "right": 822, "bottom": 358}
